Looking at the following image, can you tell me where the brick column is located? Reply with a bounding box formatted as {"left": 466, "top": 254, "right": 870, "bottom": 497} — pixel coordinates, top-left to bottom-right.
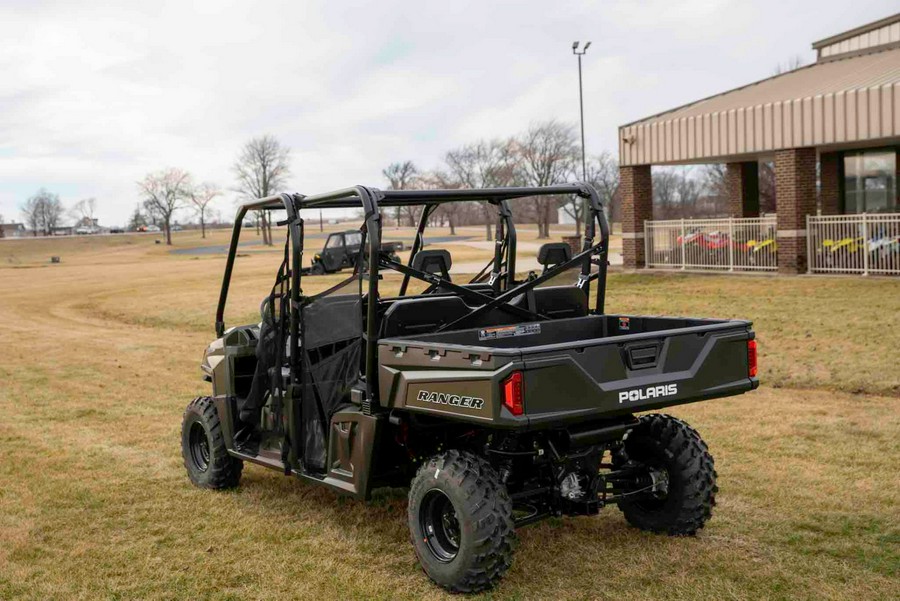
{"left": 775, "top": 148, "right": 817, "bottom": 274}
{"left": 620, "top": 165, "right": 652, "bottom": 269}
{"left": 725, "top": 162, "right": 760, "bottom": 217}
{"left": 819, "top": 152, "right": 841, "bottom": 215}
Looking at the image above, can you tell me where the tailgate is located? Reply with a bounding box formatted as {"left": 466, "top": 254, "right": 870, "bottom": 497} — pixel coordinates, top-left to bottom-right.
{"left": 521, "top": 321, "right": 757, "bottom": 427}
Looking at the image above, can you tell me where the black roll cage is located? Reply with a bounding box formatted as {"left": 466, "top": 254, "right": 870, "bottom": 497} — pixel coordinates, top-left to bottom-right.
{"left": 215, "top": 184, "right": 610, "bottom": 404}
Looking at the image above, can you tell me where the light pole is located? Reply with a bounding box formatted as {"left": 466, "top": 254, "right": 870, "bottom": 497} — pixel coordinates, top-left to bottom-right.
{"left": 572, "top": 41, "right": 591, "bottom": 236}
{"left": 572, "top": 41, "right": 591, "bottom": 181}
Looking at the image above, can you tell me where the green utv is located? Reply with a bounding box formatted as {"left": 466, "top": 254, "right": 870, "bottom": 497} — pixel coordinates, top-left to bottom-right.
{"left": 303, "top": 229, "right": 403, "bottom": 275}
{"left": 182, "top": 184, "right": 759, "bottom": 593}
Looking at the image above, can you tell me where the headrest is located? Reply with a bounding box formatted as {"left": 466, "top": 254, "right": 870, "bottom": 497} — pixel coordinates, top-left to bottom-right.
{"left": 410, "top": 249, "right": 452, "bottom": 276}
{"left": 537, "top": 242, "right": 572, "bottom": 267}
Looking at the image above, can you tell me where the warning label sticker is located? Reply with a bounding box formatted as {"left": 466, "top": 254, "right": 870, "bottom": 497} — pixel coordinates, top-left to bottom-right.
{"left": 478, "top": 323, "right": 542, "bottom": 341}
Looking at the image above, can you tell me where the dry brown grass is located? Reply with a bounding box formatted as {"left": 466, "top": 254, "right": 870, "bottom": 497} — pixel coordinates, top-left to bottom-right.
{"left": 602, "top": 272, "right": 900, "bottom": 397}
{"left": 0, "top": 231, "right": 897, "bottom": 600}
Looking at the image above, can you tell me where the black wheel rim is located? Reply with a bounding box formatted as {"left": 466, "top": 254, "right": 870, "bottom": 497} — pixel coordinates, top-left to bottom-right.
{"left": 189, "top": 421, "right": 211, "bottom": 472}
{"left": 419, "top": 489, "right": 461, "bottom": 562}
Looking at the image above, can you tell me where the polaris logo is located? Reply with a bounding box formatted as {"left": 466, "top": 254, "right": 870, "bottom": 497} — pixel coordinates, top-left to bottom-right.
{"left": 416, "top": 390, "right": 485, "bottom": 410}
{"left": 618, "top": 383, "right": 678, "bottom": 404}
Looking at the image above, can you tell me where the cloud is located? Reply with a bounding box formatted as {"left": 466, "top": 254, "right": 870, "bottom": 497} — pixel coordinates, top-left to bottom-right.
{"left": 0, "top": 0, "right": 896, "bottom": 225}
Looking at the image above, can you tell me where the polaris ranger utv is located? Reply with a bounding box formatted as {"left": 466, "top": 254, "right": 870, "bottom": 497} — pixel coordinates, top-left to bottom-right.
{"left": 182, "top": 184, "right": 758, "bottom": 593}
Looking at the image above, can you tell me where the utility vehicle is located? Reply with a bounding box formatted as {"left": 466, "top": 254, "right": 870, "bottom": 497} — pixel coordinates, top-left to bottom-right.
{"left": 306, "top": 229, "right": 404, "bottom": 275}
{"left": 181, "top": 184, "right": 758, "bottom": 593}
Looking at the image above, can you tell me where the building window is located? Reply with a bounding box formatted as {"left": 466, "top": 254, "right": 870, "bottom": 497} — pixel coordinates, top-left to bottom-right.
{"left": 843, "top": 149, "right": 897, "bottom": 213}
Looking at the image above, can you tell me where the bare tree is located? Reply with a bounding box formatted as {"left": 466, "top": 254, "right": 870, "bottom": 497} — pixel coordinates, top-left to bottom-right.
{"left": 233, "top": 135, "right": 291, "bottom": 246}
{"left": 419, "top": 170, "right": 465, "bottom": 234}
{"left": 652, "top": 167, "right": 722, "bottom": 218}
{"left": 128, "top": 204, "right": 147, "bottom": 231}
{"left": 652, "top": 169, "right": 680, "bottom": 219}
{"left": 189, "top": 183, "right": 221, "bottom": 238}
{"left": 21, "top": 188, "right": 65, "bottom": 236}
{"left": 759, "top": 161, "right": 776, "bottom": 213}
{"left": 584, "top": 152, "right": 620, "bottom": 225}
{"left": 702, "top": 164, "right": 727, "bottom": 200}
{"left": 515, "top": 120, "right": 578, "bottom": 238}
{"left": 382, "top": 161, "right": 419, "bottom": 227}
{"left": 71, "top": 197, "right": 98, "bottom": 229}
{"left": 675, "top": 167, "right": 702, "bottom": 216}
{"left": 445, "top": 139, "right": 520, "bottom": 240}
{"left": 137, "top": 168, "right": 191, "bottom": 245}
{"left": 773, "top": 55, "right": 805, "bottom": 76}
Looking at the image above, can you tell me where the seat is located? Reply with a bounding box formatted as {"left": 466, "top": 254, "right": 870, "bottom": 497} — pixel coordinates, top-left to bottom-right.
{"left": 411, "top": 248, "right": 463, "bottom": 295}
{"left": 537, "top": 242, "right": 572, "bottom": 274}
{"left": 410, "top": 249, "right": 452, "bottom": 280}
{"left": 381, "top": 292, "right": 539, "bottom": 338}
{"left": 531, "top": 286, "right": 588, "bottom": 319}
{"left": 380, "top": 296, "right": 470, "bottom": 338}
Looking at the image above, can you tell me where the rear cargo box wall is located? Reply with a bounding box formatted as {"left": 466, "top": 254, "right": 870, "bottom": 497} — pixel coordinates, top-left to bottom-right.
{"left": 399, "top": 315, "right": 607, "bottom": 349}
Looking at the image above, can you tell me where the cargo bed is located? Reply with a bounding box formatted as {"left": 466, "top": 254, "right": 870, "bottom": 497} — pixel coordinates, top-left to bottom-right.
{"left": 378, "top": 314, "right": 758, "bottom": 428}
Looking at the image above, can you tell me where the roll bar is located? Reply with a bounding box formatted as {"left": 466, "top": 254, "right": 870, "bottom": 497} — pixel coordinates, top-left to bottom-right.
{"left": 215, "top": 183, "right": 610, "bottom": 404}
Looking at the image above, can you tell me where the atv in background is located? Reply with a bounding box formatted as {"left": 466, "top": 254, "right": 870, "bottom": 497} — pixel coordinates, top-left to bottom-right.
{"left": 306, "top": 230, "right": 404, "bottom": 275}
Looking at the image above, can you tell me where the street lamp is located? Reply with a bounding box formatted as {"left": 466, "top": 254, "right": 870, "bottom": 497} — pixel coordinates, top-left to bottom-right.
{"left": 572, "top": 41, "right": 591, "bottom": 181}
{"left": 572, "top": 41, "right": 591, "bottom": 236}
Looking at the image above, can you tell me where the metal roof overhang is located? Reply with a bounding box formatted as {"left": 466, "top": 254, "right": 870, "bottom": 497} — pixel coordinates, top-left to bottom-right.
{"left": 618, "top": 46, "right": 900, "bottom": 167}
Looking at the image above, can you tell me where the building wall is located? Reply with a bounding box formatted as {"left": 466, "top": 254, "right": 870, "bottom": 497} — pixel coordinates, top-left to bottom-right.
{"left": 775, "top": 148, "right": 817, "bottom": 273}
{"left": 818, "top": 21, "right": 900, "bottom": 59}
{"left": 619, "top": 81, "right": 900, "bottom": 167}
{"left": 620, "top": 166, "right": 652, "bottom": 269}
{"left": 726, "top": 162, "right": 760, "bottom": 217}
{"left": 819, "top": 152, "right": 842, "bottom": 215}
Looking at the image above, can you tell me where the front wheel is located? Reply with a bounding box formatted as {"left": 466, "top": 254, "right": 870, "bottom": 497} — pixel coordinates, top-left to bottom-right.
{"left": 408, "top": 450, "right": 516, "bottom": 593}
{"left": 616, "top": 413, "right": 717, "bottom": 535}
{"left": 181, "top": 397, "right": 243, "bottom": 489}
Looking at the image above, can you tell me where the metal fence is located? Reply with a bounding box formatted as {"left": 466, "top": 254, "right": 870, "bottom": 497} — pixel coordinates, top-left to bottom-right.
{"left": 807, "top": 213, "right": 900, "bottom": 275}
{"left": 644, "top": 216, "right": 778, "bottom": 271}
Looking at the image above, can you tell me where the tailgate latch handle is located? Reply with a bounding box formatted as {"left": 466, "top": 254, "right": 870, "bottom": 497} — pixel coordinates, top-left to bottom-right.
{"left": 625, "top": 343, "right": 660, "bottom": 370}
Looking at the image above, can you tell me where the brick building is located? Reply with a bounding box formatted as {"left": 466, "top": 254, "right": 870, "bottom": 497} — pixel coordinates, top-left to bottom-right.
{"left": 617, "top": 13, "right": 900, "bottom": 273}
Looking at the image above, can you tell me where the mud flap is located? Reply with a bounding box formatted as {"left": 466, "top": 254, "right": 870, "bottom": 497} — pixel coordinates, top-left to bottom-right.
{"left": 323, "top": 408, "right": 383, "bottom": 499}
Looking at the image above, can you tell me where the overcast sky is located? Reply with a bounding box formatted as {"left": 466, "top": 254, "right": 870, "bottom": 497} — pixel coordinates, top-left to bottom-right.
{"left": 2, "top": 0, "right": 897, "bottom": 226}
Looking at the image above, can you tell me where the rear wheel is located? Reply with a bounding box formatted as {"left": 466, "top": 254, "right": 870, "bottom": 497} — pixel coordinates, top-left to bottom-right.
{"left": 616, "top": 413, "right": 717, "bottom": 535}
{"left": 408, "top": 450, "right": 516, "bottom": 593}
{"left": 181, "top": 397, "right": 242, "bottom": 489}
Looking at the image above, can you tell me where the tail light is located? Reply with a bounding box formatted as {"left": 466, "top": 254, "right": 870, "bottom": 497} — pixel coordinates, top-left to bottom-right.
{"left": 747, "top": 339, "right": 758, "bottom": 378}
{"left": 502, "top": 371, "right": 524, "bottom": 416}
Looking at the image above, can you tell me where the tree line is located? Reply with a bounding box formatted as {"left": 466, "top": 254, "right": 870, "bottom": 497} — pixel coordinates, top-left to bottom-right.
{"left": 17, "top": 192, "right": 101, "bottom": 237}
{"left": 653, "top": 163, "right": 776, "bottom": 220}
{"left": 382, "top": 119, "right": 622, "bottom": 239}
{"left": 131, "top": 134, "right": 291, "bottom": 245}
{"left": 16, "top": 134, "right": 290, "bottom": 245}
{"left": 14, "top": 127, "right": 776, "bottom": 244}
